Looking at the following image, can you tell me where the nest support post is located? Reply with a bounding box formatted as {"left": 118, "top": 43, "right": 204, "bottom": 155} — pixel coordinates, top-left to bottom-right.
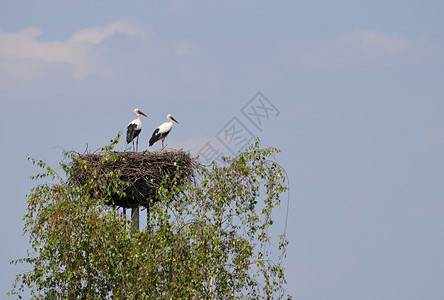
{"left": 131, "top": 206, "right": 140, "bottom": 230}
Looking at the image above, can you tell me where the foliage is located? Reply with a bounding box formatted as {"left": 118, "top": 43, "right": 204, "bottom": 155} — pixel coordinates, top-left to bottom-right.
{"left": 9, "top": 134, "right": 290, "bottom": 299}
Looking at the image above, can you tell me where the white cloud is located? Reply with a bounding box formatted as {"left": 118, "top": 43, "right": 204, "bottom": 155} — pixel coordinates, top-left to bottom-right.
{"left": 68, "top": 21, "right": 145, "bottom": 45}
{"left": 341, "top": 29, "right": 410, "bottom": 58}
{"left": 275, "top": 29, "right": 439, "bottom": 72}
{"left": 0, "top": 21, "right": 145, "bottom": 80}
{"left": 0, "top": 21, "right": 225, "bottom": 103}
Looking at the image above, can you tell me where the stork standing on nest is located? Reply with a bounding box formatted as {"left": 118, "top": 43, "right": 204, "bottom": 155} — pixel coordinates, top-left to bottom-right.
{"left": 127, "top": 108, "right": 148, "bottom": 152}
{"left": 149, "top": 114, "right": 179, "bottom": 152}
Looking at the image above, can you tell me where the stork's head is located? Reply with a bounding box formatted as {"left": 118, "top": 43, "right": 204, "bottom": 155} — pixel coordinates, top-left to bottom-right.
{"left": 134, "top": 108, "right": 148, "bottom": 117}
{"left": 167, "top": 114, "right": 179, "bottom": 124}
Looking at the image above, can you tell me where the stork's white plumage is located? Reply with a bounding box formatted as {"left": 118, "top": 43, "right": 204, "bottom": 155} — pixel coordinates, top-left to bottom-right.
{"left": 126, "top": 108, "right": 148, "bottom": 152}
{"left": 149, "top": 114, "right": 179, "bottom": 151}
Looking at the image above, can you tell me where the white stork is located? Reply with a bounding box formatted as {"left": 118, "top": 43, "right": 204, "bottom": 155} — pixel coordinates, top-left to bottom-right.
{"left": 126, "top": 108, "right": 148, "bottom": 152}
{"left": 149, "top": 114, "right": 179, "bottom": 151}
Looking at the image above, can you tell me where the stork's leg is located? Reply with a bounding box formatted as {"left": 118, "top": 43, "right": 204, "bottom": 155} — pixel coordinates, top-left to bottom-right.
{"left": 136, "top": 136, "right": 139, "bottom": 152}
{"left": 162, "top": 139, "right": 165, "bottom": 152}
{"left": 132, "top": 140, "right": 135, "bottom": 152}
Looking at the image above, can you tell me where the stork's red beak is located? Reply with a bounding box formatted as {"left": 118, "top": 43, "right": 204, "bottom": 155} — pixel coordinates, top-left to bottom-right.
{"left": 172, "top": 117, "right": 179, "bottom": 124}
{"left": 139, "top": 111, "right": 148, "bottom": 117}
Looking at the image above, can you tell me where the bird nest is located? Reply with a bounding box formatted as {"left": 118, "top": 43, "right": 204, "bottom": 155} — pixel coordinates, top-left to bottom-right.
{"left": 69, "top": 150, "right": 198, "bottom": 209}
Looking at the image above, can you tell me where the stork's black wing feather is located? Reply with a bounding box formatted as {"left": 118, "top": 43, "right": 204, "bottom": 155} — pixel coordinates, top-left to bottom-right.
{"left": 149, "top": 128, "right": 160, "bottom": 146}
{"left": 127, "top": 123, "right": 141, "bottom": 143}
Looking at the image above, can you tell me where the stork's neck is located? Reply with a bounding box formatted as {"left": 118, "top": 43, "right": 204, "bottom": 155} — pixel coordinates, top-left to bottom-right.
{"left": 135, "top": 112, "right": 141, "bottom": 120}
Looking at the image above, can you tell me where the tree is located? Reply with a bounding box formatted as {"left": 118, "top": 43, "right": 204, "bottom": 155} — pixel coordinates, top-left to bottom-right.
{"left": 10, "top": 134, "right": 290, "bottom": 299}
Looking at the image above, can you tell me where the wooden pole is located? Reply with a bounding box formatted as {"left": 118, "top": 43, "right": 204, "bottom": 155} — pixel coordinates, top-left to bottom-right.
{"left": 131, "top": 206, "right": 139, "bottom": 230}
{"left": 146, "top": 201, "right": 151, "bottom": 232}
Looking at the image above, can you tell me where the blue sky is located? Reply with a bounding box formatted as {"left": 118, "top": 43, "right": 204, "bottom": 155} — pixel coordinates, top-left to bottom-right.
{"left": 1, "top": 0, "right": 444, "bottom": 298}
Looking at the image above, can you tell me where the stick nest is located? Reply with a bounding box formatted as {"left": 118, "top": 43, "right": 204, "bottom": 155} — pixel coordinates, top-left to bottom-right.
{"left": 70, "top": 150, "right": 198, "bottom": 208}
